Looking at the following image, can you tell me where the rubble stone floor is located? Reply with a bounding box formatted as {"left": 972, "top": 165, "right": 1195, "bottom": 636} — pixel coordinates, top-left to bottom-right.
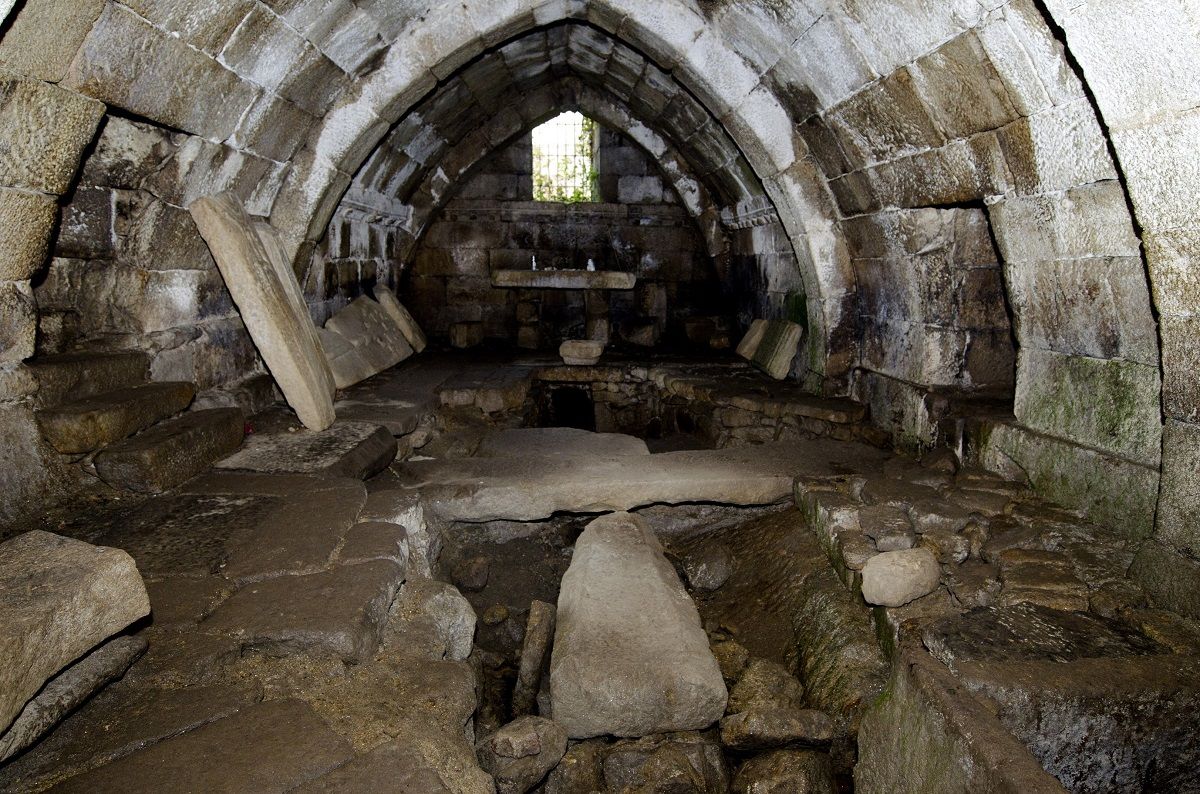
{"left": 3, "top": 352, "right": 1199, "bottom": 792}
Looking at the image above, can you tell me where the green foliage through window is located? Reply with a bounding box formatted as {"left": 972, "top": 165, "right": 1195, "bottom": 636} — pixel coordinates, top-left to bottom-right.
{"left": 532, "top": 112, "right": 599, "bottom": 203}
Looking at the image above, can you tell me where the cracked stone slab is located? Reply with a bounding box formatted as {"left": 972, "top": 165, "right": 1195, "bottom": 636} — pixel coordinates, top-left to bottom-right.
{"left": 47, "top": 699, "right": 351, "bottom": 793}
{"left": 202, "top": 560, "right": 404, "bottom": 662}
{"left": 0, "top": 680, "right": 263, "bottom": 792}
{"left": 475, "top": 427, "right": 650, "bottom": 458}
{"left": 923, "top": 602, "right": 1166, "bottom": 670}
{"left": 0, "top": 635, "right": 147, "bottom": 762}
{"left": 216, "top": 420, "right": 396, "bottom": 480}
{"left": 399, "top": 440, "right": 887, "bottom": 522}
{"left": 220, "top": 478, "right": 366, "bottom": 584}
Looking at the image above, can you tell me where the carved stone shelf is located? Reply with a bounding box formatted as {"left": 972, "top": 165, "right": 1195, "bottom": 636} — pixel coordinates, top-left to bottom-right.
{"left": 491, "top": 270, "right": 637, "bottom": 290}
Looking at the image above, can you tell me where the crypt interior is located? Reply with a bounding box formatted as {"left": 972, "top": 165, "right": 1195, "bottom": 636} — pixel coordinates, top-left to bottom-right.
{"left": 0, "top": 0, "right": 1199, "bottom": 791}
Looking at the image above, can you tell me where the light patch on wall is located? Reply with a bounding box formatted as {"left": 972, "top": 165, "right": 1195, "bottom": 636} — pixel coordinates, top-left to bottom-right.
{"left": 532, "top": 112, "right": 599, "bottom": 203}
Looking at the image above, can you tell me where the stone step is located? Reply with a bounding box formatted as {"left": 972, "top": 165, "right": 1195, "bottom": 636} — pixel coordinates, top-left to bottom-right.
{"left": 26, "top": 351, "right": 149, "bottom": 409}
{"left": 94, "top": 408, "right": 246, "bottom": 494}
{"left": 35, "top": 382, "right": 197, "bottom": 454}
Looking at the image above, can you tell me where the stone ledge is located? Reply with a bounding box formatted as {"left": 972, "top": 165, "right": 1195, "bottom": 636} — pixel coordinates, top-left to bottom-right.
{"left": 491, "top": 269, "right": 636, "bottom": 290}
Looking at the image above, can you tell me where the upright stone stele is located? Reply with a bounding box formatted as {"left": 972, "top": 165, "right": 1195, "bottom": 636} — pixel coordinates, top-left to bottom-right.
{"left": 190, "top": 193, "right": 336, "bottom": 431}
{"left": 550, "top": 512, "right": 727, "bottom": 738}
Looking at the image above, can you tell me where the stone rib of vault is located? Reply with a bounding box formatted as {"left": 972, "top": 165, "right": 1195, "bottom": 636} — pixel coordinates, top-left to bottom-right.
{"left": 190, "top": 192, "right": 336, "bottom": 431}
{"left": 550, "top": 512, "right": 728, "bottom": 738}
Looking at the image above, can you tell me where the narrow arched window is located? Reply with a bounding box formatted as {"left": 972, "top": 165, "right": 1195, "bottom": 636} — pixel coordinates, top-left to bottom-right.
{"left": 531, "top": 112, "right": 599, "bottom": 203}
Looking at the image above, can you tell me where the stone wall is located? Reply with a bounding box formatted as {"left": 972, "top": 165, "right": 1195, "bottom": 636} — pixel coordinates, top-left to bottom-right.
{"left": 310, "top": 207, "right": 403, "bottom": 329}
{"left": 845, "top": 207, "right": 1016, "bottom": 450}
{"left": 32, "top": 116, "right": 262, "bottom": 391}
{"left": 403, "top": 132, "right": 723, "bottom": 350}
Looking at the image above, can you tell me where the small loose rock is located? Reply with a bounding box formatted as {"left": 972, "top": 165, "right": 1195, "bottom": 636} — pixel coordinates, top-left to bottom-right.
{"left": 681, "top": 542, "right": 734, "bottom": 592}
{"left": 453, "top": 555, "right": 491, "bottom": 592}
{"left": 860, "top": 548, "right": 941, "bottom": 607}
{"left": 720, "top": 707, "right": 834, "bottom": 751}
{"left": 727, "top": 658, "right": 805, "bottom": 713}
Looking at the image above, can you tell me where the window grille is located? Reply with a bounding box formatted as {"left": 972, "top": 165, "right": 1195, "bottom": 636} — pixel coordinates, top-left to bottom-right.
{"left": 532, "top": 112, "right": 599, "bottom": 203}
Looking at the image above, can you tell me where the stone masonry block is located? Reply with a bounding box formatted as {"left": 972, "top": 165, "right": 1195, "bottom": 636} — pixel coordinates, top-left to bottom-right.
{"left": 1160, "top": 314, "right": 1200, "bottom": 424}
{"left": 1014, "top": 347, "right": 1162, "bottom": 466}
{"left": 989, "top": 182, "right": 1140, "bottom": 263}
{"left": 910, "top": 31, "right": 1021, "bottom": 141}
{"left": 0, "top": 280, "right": 36, "bottom": 364}
{"left": 1114, "top": 108, "right": 1200, "bottom": 231}
{"left": 1005, "top": 255, "right": 1158, "bottom": 365}
{"left": 0, "top": 77, "right": 104, "bottom": 195}
{"left": 977, "top": 420, "right": 1159, "bottom": 541}
{"left": 1156, "top": 420, "right": 1200, "bottom": 558}
{"left": 0, "top": 0, "right": 105, "bottom": 82}
{"left": 65, "top": 3, "right": 258, "bottom": 142}
{"left": 0, "top": 188, "right": 56, "bottom": 281}
{"left": 1145, "top": 226, "right": 1200, "bottom": 317}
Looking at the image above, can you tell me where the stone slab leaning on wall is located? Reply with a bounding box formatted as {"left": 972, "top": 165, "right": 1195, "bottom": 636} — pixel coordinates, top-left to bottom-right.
{"left": 190, "top": 192, "right": 336, "bottom": 431}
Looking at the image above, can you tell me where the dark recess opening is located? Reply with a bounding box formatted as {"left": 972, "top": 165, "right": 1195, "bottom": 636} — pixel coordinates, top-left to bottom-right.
{"left": 549, "top": 387, "right": 596, "bottom": 431}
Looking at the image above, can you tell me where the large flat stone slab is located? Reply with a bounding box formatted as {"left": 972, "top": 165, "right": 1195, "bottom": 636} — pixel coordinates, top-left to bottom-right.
{"left": 294, "top": 739, "right": 451, "bottom": 793}
{"left": 216, "top": 420, "right": 396, "bottom": 480}
{"left": 317, "top": 326, "right": 376, "bottom": 390}
{"left": 90, "top": 492, "right": 282, "bottom": 578}
{"left": 399, "top": 440, "right": 886, "bottom": 522}
{"left": 0, "top": 635, "right": 146, "bottom": 762}
{"left": 324, "top": 296, "right": 413, "bottom": 383}
{"left": 36, "top": 381, "right": 196, "bottom": 454}
{"left": 48, "top": 699, "right": 352, "bottom": 793}
{"left": 373, "top": 286, "right": 427, "bottom": 353}
{"left": 475, "top": 427, "right": 650, "bottom": 458}
{"left": 0, "top": 531, "right": 150, "bottom": 736}
{"left": 334, "top": 398, "right": 424, "bottom": 436}
{"left": 191, "top": 193, "right": 336, "bottom": 431}
{"left": 737, "top": 320, "right": 803, "bottom": 380}
{"left": 0, "top": 681, "right": 262, "bottom": 792}
{"left": 923, "top": 602, "right": 1165, "bottom": 669}
{"left": 94, "top": 407, "right": 245, "bottom": 493}
{"left": 956, "top": 654, "right": 1200, "bottom": 793}
{"left": 550, "top": 512, "right": 727, "bottom": 738}
{"left": 220, "top": 478, "right": 366, "bottom": 584}
{"left": 201, "top": 560, "right": 404, "bottom": 662}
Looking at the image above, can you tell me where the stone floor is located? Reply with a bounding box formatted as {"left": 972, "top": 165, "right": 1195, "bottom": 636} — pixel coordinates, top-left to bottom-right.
{"left": 2, "top": 351, "right": 1198, "bottom": 793}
